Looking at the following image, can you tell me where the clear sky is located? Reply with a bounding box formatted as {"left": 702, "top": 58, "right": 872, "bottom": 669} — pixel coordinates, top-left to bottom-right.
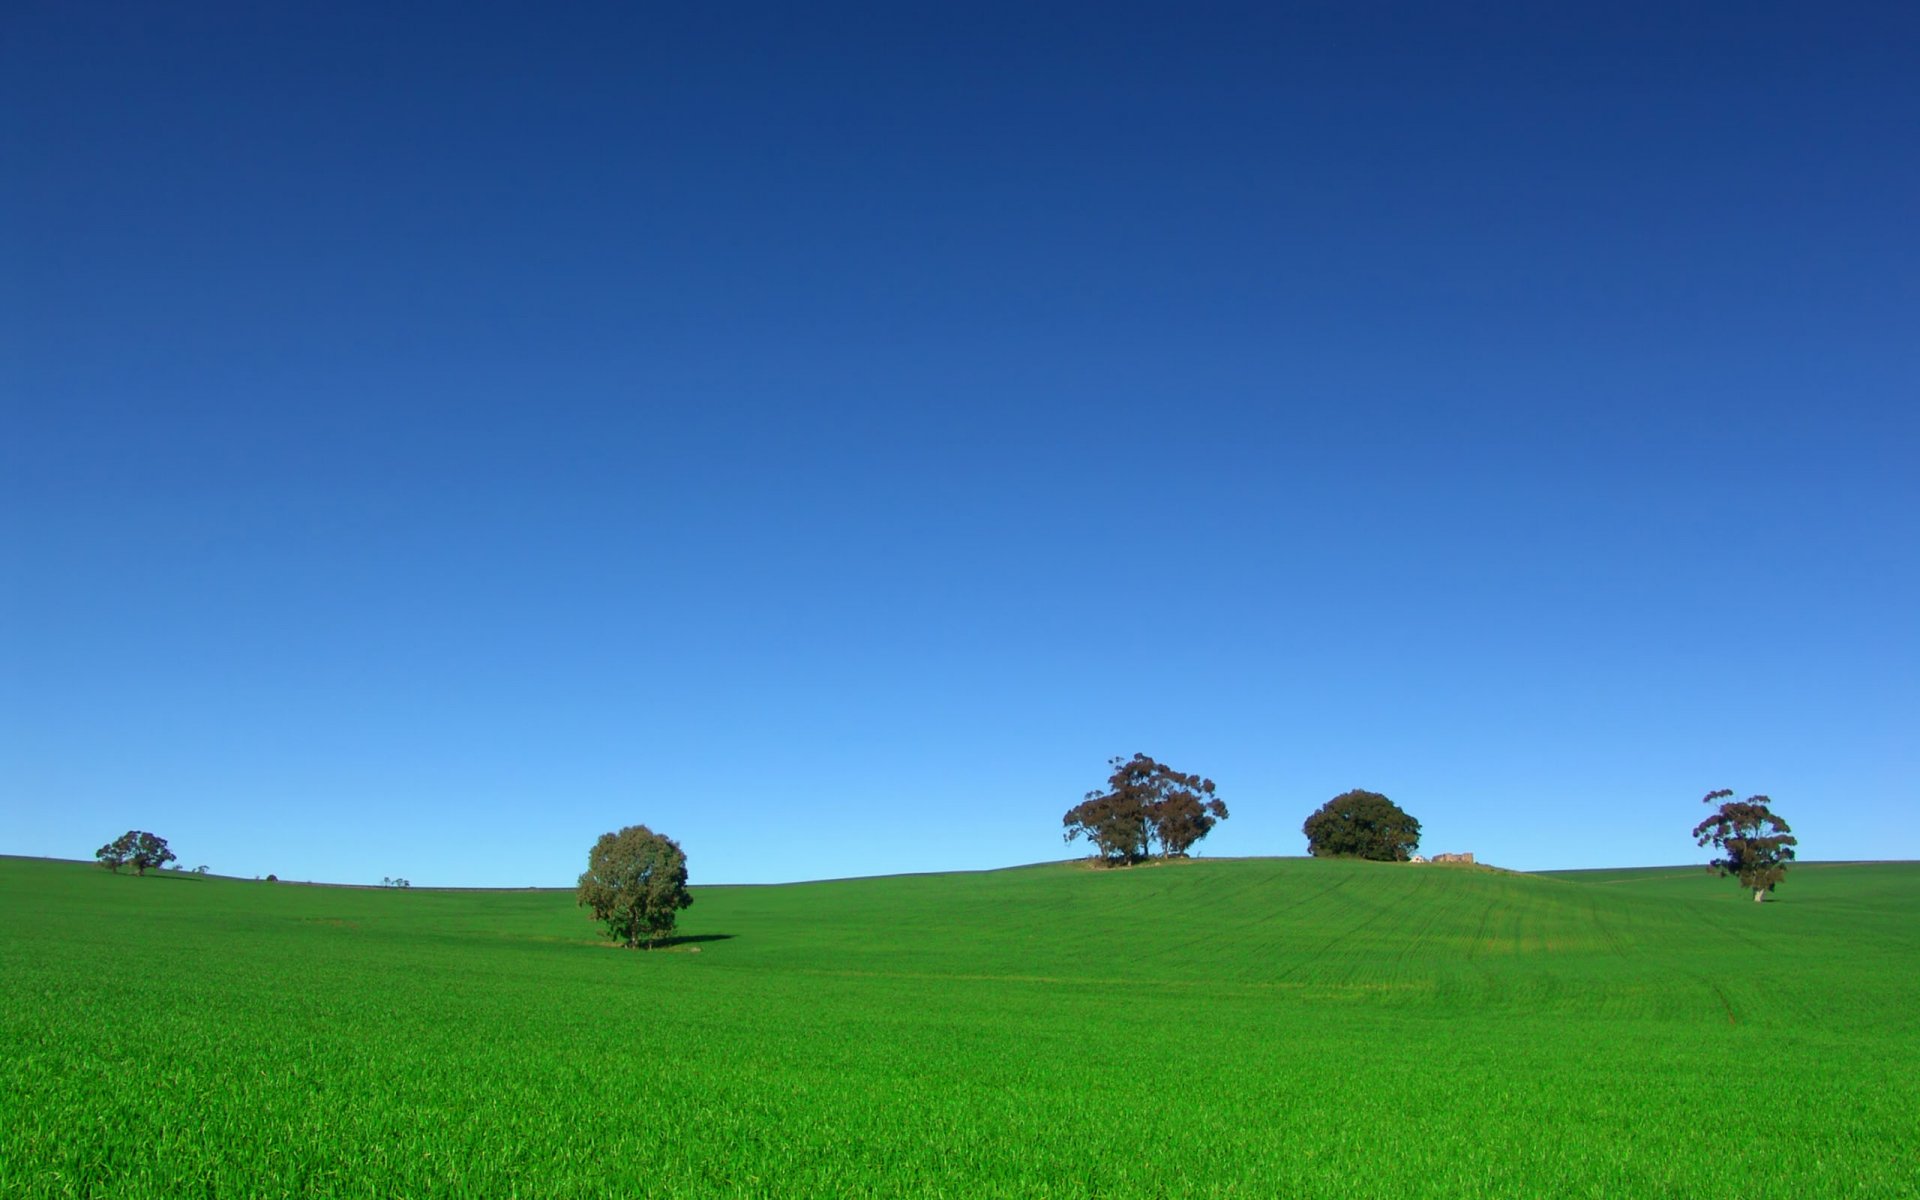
{"left": 4, "top": 2, "right": 1914, "bottom": 886}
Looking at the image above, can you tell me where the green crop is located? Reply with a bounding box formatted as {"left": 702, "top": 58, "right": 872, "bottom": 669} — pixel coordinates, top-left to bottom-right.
{"left": 2, "top": 856, "right": 1914, "bottom": 1197}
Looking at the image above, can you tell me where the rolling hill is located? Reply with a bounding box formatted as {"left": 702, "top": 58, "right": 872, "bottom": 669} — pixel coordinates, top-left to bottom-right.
{"left": 2, "top": 855, "right": 1913, "bottom": 1196}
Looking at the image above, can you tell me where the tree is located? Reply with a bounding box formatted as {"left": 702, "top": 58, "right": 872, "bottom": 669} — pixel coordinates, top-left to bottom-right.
{"left": 128, "top": 832, "right": 176, "bottom": 875}
{"left": 96, "top": 832, "right": 136, "bottom": 873}
{"left": 1693, "top": 790, "right": 1796, "bottom": 902}
{"left": 1061, "top": 784, "right": 1152, "bottom": 864}
{"left": 1302, "top": 790, "right": 1420, "bottom": 861}
{"left": 577, "top": 825, "right": 694, "bottom": 948}
{"left": 1148, "top": 773, "right": 1230, "bottom": 857}
{"left": 95, "top": 831, "right": 176, "bottom": 875}
{"left": 1063, "top": 753, "right": 1228, "bottom": 865}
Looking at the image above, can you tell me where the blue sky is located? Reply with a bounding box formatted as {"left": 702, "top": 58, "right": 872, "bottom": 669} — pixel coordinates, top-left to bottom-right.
{"left": 4, "top": 2, "right": 1914, "bottom": 886}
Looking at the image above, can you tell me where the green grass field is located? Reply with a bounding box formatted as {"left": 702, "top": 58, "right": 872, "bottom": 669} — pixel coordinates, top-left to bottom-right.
{"left": 3, "top": 855, "right": 1915, "bottom": 1198}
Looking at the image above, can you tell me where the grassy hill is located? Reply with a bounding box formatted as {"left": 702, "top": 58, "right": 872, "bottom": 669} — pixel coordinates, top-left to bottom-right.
{"left": 2, "top": 855, "right": 1914, "bottom": 1197}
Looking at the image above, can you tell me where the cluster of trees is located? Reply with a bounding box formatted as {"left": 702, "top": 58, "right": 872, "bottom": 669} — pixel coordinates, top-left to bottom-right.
{"left": 95, "top": 831, "right": 176, "bottom": 875}
{"left": 577, "top": 824, "right": 693, "bottom": 948}
{"left": 1058, "top": 758, "right": 1425, "bottom": 867}
{"left": 1062, "top": 754, "right": 1228, "bottom": 865}
{"left": 380, "top": 876, "right": 412, "bottom": 889}
{"left": 1058, "top": 758, "right": 1422, "bottom": 867}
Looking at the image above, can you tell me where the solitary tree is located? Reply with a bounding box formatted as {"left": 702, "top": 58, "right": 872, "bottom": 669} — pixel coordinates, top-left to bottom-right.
{"left": 1693, "top": 790, "right": 1796, "bottom": 902}
{"left": 577, "top": 825, "right": 694, "bottom": 948}
{"left": 96, "top": 831, "right": 176, "bottom": 875}
{"left": 1302, "top": 790, "right": 1420, "bottom": 861}
{"left": 1063, "top": 754, "right": 1228, "bottom": 865}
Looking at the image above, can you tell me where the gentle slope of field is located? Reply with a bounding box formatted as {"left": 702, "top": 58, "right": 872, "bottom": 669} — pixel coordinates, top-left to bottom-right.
{"left": 2, "top": 856, "right": 1915, "bottom": 1197}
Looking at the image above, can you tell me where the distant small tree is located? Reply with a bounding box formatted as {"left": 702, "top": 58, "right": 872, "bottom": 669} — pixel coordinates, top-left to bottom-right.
{"left": 1302, "top": 790, "right": 1420, "bottom": 861}
{"left": 1693, "top": 790, "right": 1796, "bottom": 902}
{"left": 577, "top": 825, "right": 694, "bottom": 948}
{"left": 1063, "top": 753, "right": 1228, "bottom": 865}
{"left": 191, "top": 865, "right": 210, "bottom": 876}
{"left": 96, "top": 831, "right": 176, "bottom": 875}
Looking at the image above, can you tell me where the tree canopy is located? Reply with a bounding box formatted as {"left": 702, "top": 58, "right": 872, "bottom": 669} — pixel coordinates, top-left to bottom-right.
{"left": 577, "top": 825, "right": 694, "bottom": 948}
{"left": 1063, "top": 753, "right": 1228, "bottom": 865}
{"left": 1302, "top": 790, "right": 1420, "bottom": 861}
{"left": 95, "top": 831, "right": 176, "bottom": 875}
{"left": 1692, "top": 790, "right": 1796, "bottom": 902}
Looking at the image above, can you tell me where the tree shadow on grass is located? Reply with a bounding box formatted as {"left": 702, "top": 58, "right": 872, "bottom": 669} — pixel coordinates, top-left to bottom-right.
{"left": 654, "top": 933, "right": 734, "bottom": 949}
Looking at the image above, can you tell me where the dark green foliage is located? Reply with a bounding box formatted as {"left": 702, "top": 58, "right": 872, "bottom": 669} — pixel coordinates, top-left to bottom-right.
{"left": 1302, "top": 790, "right": 1420, "bottom": 861}
{"left": 1693, "top": 790, "right": 1797, "bottom": 901}
{"left": 1062, "top": 753, "right": 1227, "bottom": 864}
{"left": 577, "top": 824, "right": 694, "bottom": 948}
{"left": 95, "top": 833, "right": 135, "bottom": 873}
{"left": 1061, "top": 785, "right": 1150, "bottom": 863}
{"left": 129, "top": 833, "right": 176, "bottom": 876}
{"left": 95, "top": 831, "right": 175, "bottom": 875}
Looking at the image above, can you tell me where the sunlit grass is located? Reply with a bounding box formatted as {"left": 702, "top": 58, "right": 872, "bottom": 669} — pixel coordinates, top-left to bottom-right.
{"left": 2, "top": 855, "right": 1914, "bottom": 1196}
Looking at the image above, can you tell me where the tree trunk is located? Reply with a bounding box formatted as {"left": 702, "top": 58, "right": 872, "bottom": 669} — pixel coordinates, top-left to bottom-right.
{"left": 1753, "top": 888, "right": 1766, "bottom": 902}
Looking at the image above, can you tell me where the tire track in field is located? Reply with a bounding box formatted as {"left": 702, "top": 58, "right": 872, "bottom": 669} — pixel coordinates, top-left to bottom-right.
{"left": 1456, "top": 888, "right": 1519, "bottom": 1005}
{"left": 1584, "top": 892, "right": 1631, "bottom": 960}
{"left": 1270, "top": 871, "right": 1417, "bottom": 987}
{"left": 1384, "top": 868, "right": 1455, "bottom": 982}
{"left": 1218, "top": 870, "right": 1322, "bottom": 975}
{"left": 1669, "top": 898, "right": 1822, "bottom": 1028}
{"left": 1590, "top": 887, "right": 1789, "bottom": 1029}
{"left": 1706, "top": 979, "right": 1739, "bottom": 1025}
{"left": 1463, "top": 895, "right": 1499, "bottom": 962}
{"left": 1100, "top": 868, "right": 1275, "bottom": 972}
{"left": 1656, "top": 958, "right": 1745, "bottom": 1026}
{"left": 1234, "top": 866, "right": 1363, "bottom": 975}
{"left": 1262, "top": 863, "right": 1360, "bottom": 917}
{"left": 1367, "top": 867, "right": 1483, "bottom": 999}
